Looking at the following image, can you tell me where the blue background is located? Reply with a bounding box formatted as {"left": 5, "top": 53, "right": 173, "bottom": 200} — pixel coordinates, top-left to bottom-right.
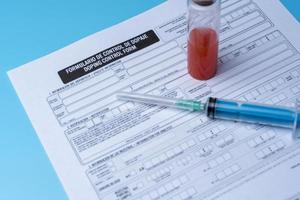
{"left": 0, "top": 0, "right": 298, "bottom": 199}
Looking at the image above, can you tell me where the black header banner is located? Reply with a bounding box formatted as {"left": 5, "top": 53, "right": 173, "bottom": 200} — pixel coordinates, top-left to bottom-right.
{"left": 58, "top": 30, "right": 160, "bottom": 84}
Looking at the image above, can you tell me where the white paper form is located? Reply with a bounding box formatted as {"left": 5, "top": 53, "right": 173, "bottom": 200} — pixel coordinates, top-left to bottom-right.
{"left": 8, "top": 0, "right": 300, "bottom": 199}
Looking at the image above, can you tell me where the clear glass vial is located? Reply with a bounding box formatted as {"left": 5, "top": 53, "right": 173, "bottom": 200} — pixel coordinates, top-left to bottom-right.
{"left": 187, "top": 0, "right": 220, "bottom": 80}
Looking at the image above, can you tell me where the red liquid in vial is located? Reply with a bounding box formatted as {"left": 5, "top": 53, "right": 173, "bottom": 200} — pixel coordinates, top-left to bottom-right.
{"left": 188, "top": 28, "right": 218, "bottom": 80}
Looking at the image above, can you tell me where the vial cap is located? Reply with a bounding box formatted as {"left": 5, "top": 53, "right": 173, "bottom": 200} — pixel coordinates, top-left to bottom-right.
{"left": 193, "top": 0, "right": 216, "bottom": 6}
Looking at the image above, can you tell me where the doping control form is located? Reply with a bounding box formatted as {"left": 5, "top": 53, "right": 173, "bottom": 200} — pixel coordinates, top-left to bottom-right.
{"left": 8, "top": 0, "right": 300, "bottom": 200}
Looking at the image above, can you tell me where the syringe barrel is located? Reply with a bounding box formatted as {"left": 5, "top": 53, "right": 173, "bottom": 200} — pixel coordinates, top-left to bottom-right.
{"left": 294, "top": 99, "right": 300, "bottom": 139}
{"left": 206, "top": 98, "right": 300, "bottom": 134}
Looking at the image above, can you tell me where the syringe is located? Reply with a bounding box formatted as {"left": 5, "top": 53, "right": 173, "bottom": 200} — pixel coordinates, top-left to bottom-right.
{"left": 116, "top": 92, "right": 300, "bottom": 139}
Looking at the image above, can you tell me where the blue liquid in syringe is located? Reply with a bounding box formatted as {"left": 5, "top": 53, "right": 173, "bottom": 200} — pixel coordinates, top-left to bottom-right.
{"left": 214, "top": 99, "right": 299, "bottom": 128}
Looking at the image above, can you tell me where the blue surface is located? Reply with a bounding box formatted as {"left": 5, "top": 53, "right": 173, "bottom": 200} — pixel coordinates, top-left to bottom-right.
{"left": 0, "top": 0, "right": 298, "bottom": 199}
{"left": 281, "top": 0, "right": 300, "bottom": 22}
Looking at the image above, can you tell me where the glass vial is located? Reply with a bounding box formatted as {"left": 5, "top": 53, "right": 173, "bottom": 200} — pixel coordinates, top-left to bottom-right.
{"left": 187, "top": 0, "right": 220, "bottom": 80}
